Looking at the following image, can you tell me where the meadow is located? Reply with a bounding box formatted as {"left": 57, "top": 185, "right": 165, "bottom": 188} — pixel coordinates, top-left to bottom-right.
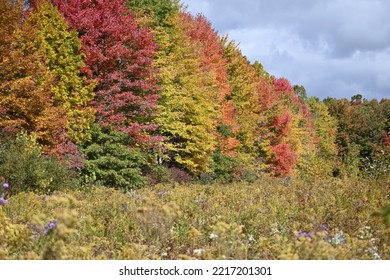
{"left": 1, "top": 176, "right": 389, "bottom": 260}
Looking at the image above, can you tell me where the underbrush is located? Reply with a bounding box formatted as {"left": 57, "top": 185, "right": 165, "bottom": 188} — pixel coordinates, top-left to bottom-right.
{"left": 0, "top": 176, "right": 389, "bottom": 259}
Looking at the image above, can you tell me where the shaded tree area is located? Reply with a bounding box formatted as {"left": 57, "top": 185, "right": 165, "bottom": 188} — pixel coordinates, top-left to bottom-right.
{"left": 324, "top": 96, "right": 389, "bottom": 177}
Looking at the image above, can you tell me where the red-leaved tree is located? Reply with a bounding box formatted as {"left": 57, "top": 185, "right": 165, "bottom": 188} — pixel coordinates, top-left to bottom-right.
{"left": 52, "top": 0, "right": 161, "bottom": 146}
{"left": 271, "top": 111, "right": 292, "bottom": 138}
{"left": 271, "top": 143, "right": 297, "bottom": 175}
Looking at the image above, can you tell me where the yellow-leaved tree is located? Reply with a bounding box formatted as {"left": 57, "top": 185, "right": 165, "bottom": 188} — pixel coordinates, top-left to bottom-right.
{"left": 155, "top": 13, "right": 218, "bottom": 173}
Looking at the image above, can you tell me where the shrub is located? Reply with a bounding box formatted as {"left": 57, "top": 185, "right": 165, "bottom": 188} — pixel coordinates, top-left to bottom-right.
{"left": 79, "top": 124, "right": 148, "bottom": 191}
{"left": 168, "top": 167, "right": 192, "bottom": 184}
{"left": 198, "top": 150, "right": 244, "bottom": 185}
{"left": 0, "top": 133, "right": 77, "bottom": 195}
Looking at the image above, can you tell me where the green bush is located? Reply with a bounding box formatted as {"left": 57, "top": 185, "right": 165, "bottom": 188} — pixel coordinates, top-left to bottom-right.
{"left": 197, "top": 151, "right": 240, "bottom": 184}
{"left": 79, "top": 124, "right": 149, "bottom": 191}
{"left": 0, "top": 133, "right": 76, "bottom": 195}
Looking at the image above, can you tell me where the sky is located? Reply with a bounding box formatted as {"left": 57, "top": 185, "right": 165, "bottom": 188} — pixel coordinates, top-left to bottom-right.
{"left": 181, "top": 0, "right": 390, "bottom": 100}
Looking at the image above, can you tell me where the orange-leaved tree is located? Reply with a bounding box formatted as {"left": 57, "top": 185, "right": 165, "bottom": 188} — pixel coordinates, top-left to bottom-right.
{"left": 181, "top": 12, "right": 240, "bottom": 158}
{"left": 0, "top": 1, "right": 68, "bottom": 153}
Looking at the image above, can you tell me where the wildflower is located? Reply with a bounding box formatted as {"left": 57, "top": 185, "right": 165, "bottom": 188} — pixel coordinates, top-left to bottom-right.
{"left": 320, "top": 224, "right": 330, "bottom": 232}
{"left": 248, "top": 234, "right": 255, "bottom": 242}
{"left": 296, "top": 230, "right": 312, "bottom": 238}
{"left": 194, "top": 195, "right": 204, "bottom": 203}
{"left": 2, "top": 183, "right": 9, "bottom": 189}
{"left": 330, "top": 230, "right": 346, "bottom": 245}
{"left": 0, "top": 197, "right": 8, "bottom": 205}
{"left": 371, "top": 252, "right": 381, "bottom": 260}
{"left": 49, "top": 219, "right": 57, "bottom": 229}
{"left": 43, "top": 225, "right": 49, "bottom": 235}
{"left": 43, "top": 219, "right": 57, "bottom": 235}
{"left": 209, "top": 233, "right": 218, "bottom": 240}
{"left": 193, "top": 248, "right": 205, "bottom": 255}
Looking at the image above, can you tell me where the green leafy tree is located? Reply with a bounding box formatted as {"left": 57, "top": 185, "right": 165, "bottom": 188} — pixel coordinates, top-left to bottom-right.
{"left": 80, "top": 125, "right": 148, "bottom": 190}
{"left": 325, "top": 97, "right": 389, "bottom": 173}
{"left": 0, "top": 133, "right": 76, "bottom": 195}
{"left": 294, "top": 85, "right": 308, "bottom": 103}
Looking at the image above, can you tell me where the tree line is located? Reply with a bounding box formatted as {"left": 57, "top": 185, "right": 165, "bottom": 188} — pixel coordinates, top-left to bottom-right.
{"left": 1, "top": 0, "right": 388, "bottom": 191}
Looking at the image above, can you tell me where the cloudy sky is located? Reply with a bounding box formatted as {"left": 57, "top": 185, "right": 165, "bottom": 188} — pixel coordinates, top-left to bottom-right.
{"left": 181, "top": 0, "right": 390, "bottom": 100}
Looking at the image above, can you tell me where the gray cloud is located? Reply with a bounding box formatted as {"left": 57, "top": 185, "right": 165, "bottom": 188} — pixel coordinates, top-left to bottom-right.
{"left": 182, "top": 0, "right": 390, "bottom": 100}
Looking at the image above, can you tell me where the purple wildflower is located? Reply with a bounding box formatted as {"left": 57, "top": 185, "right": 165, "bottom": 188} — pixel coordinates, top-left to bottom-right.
{"left": 0, "top": 197, "right": 8, "bottom": 205}
{"left": 296, "top": 230, "right": 312, "bottom": 239}
{"left": 2, "top": 183, "right": 9, "bottom": 189}
{"left": 43, "top": 219, "right": 57, "bottom": 235}
{"left": 43, "top": 226, "right": 48, "bottom": 235}
{"left": 49, "top": 219, "right": 57, "bottom": 230}
{"left": 320, "top": 224, "right": 330, "bottom": 232}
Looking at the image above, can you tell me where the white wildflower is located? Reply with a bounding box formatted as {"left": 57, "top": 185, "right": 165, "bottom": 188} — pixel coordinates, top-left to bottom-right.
{"left": 193, "top": 249, "right": 205, "bottom": 255}
{"left": 209, "top": 233, "right": 218, "bottom": 240}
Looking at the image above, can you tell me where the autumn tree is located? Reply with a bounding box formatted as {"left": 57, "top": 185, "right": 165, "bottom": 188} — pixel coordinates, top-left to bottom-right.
{"left": 255, "top": 77, "right": 318, "bottom": 176}
{"left": 0, "top": 1, "right": 67, "bottom": 150}
{"left": 53, "top": 0, "right": 161, "bottom": 146}
{"left": 222, "top": 38, "right": 262, "bottom": 157}
{"left": 180, "top": 12, "right": 240, "bottom": 157}
{"left": 0, "top": 0, "right": 23, "bottom": 59}
{"left": 28, "top": 0, "right": 95, "bottom": 144}
{"left": 154, "top": 13, "right": 218, "bottom": 173}
{"left": 308, "top": 97, "right": 337, "bottom": 158}
{"left": 126, "top": 0, "right": 179, "bottom": 27}
{"left": 307, "top": 97, "right": 338, "bottom": 175}
{"left": 325, "top": 96, "right": 390, "bottom": 176}
{"left": 0, "top": 0, "right": 22, "bottom": 135}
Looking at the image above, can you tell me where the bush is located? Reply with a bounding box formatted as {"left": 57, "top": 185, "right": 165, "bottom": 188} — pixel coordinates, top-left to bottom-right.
{"left": 168, "top": 167, "right": 192, "bottom": 184}
{"left": 0, "top": 133, "right": 76, "bottom": 195}
{"left": 79, "top": 124, "right": 148, "bottom": 191}
{"left": 211, "top": 151, "right": 242, "bottom": 183}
